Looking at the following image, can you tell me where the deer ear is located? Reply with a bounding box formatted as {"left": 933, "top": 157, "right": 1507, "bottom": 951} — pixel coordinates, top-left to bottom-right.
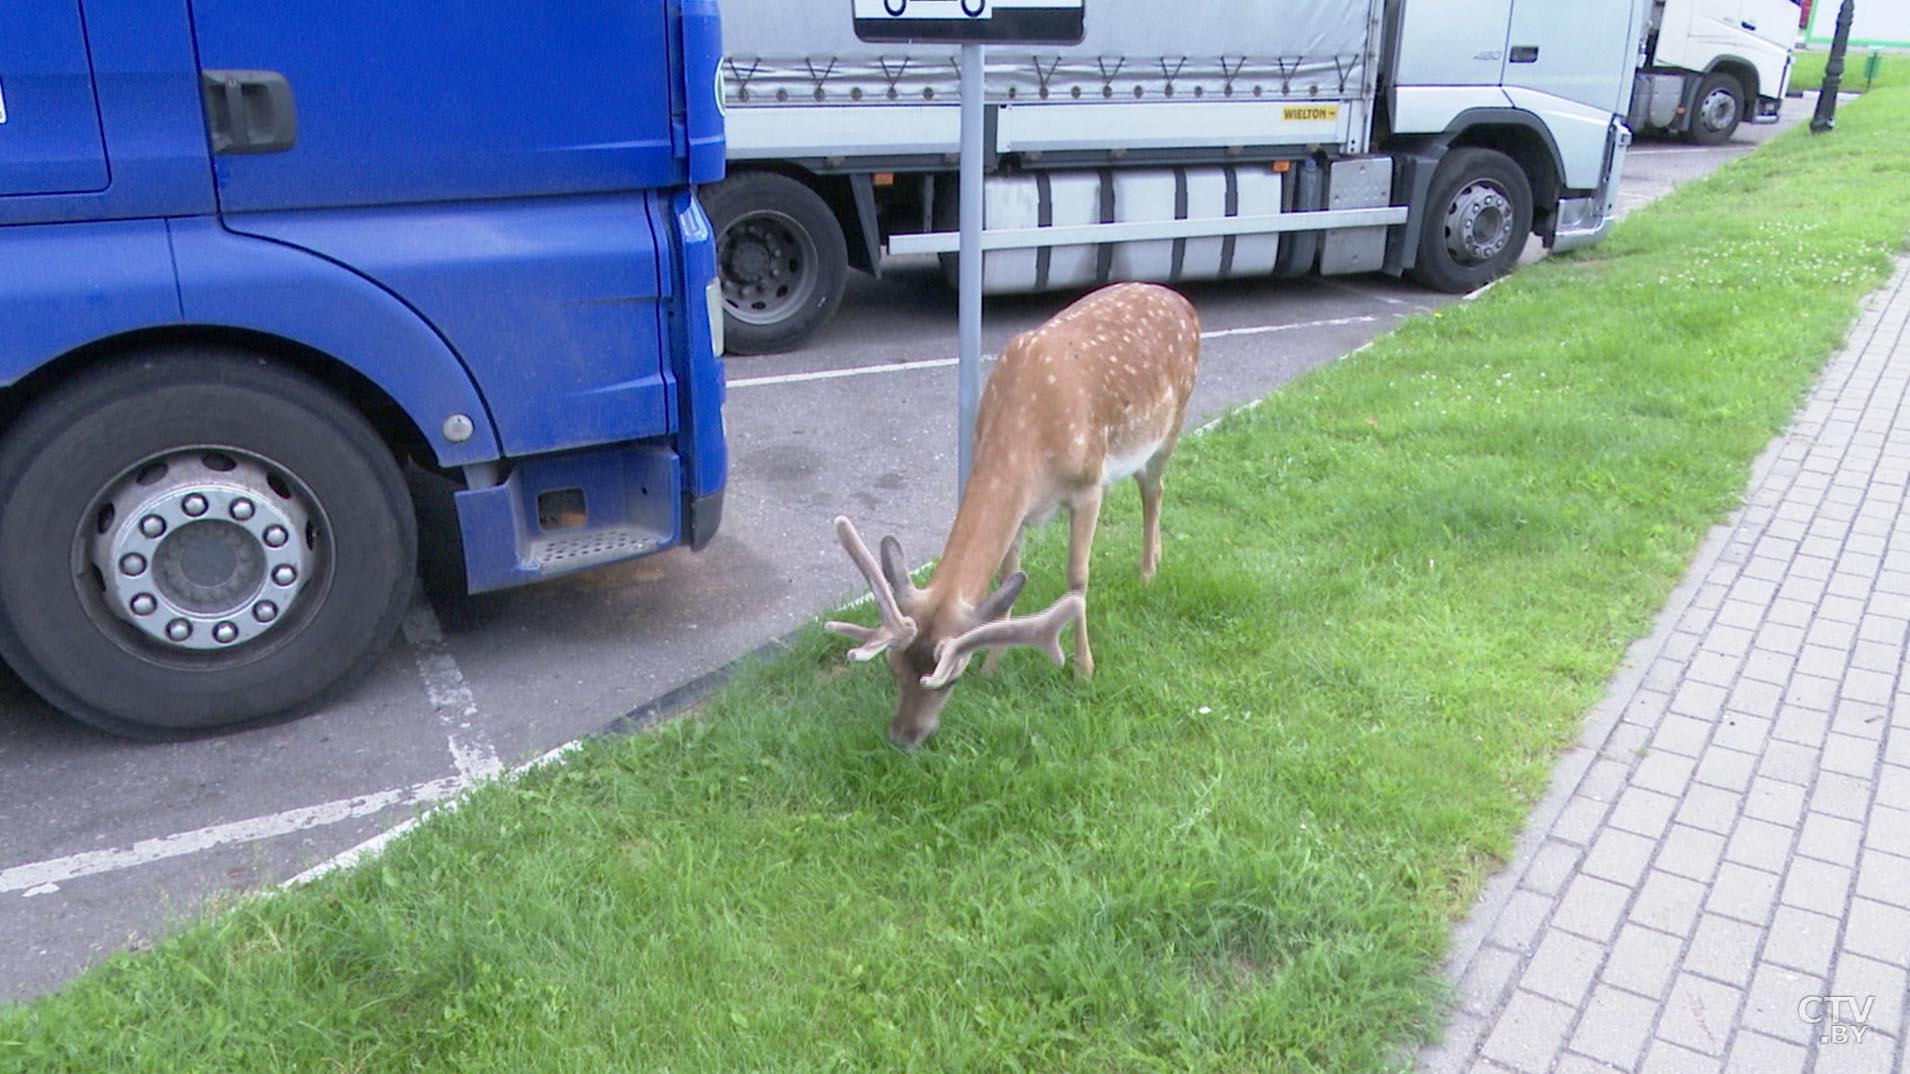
{"left": 972, "top": 571, "right": 1026, "bottom": 622}
{"left": 879, "top": 536, "right": 918, "bottom": 604}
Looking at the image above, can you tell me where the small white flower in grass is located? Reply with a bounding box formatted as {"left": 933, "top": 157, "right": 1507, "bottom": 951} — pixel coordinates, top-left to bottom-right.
{"left": 1197, "top": 705, "right": 1212, "bottom": 715}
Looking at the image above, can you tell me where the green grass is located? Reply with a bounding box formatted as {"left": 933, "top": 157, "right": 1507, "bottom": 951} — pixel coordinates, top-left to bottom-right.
{"left": 1790, "top": 45, "right": 1904, "bottom": 92}
{"left": 7, "top": 86, "right": 1910, "bottom": 1074}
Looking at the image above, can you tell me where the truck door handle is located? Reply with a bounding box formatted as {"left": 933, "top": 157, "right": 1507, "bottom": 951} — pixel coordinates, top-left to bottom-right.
{"left": 200, "top": 70, "right": 297, "bottom": 155}
{"left": 1509, "top": 46, "right": 1540, "bottom": 63}
{"left": 1741, "top": 20, "right": 1757, "bottom": 30}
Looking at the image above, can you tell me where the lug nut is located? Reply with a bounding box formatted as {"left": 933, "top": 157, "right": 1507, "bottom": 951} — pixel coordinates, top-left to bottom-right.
{"left": 271, "top": 564, "right": 298, "bottom": 586}
{"left": 230, "top": 499, "right": 255, "bottom": 521}
{"left": 139, "top": 515, "right": 167, "bottom": 539}
{"left": 253, "top": 601, "right": 279, "bottom": 623}
{"left": 213, "top": 622, "right": 239, "bottom": 644}
{"left": 165, "top": 619, "right": 192, "bottom": 642}
{"left": 130, "top": 593, "right": 157, "bottom": 616}
{"left": 182, "top": 494, "right": 208, "bottom": 517}
{"left": 119, "top": 553, "right": 147, "bottom": 576}
{"left": 263, "top": 525, "right": 289, "bottom": 548}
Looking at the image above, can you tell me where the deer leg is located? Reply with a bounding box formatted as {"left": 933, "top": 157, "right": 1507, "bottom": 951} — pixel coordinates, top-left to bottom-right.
{"left": 1137, "top": 456, "right": 1166, "bottom": 583}
{"left": 980, "top": 531, "right": 1024, "bottom": 677}
{"left": 1067, "top": 484, "right": 1103, "bottom": 678}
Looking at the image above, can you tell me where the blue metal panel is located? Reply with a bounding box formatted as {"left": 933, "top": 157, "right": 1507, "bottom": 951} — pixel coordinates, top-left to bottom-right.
{"left": 678, "top": 0, "right": 729, "bottom": 185}
{"left": 188, "top": 1, "right": 682, "bottom": 212}
{"left": 0, "top": 0, "right": 215, "bottom": 227}
{"left": 0, "top": 219, "right": 179, "bottom": 384}
{"left": 664, "top": 191, "right": 729, "bottom": 500}
{"left": 455, "top": 443, "right": 682, "bottom": 593}
{"left": 166, "top": 216, "right": 501, "bottom": 467}
{"left": 223, "top": 194, "right": 672, "bottom": 459}
{"left": 0, "top": 1, "right": 109, "bottom": 196}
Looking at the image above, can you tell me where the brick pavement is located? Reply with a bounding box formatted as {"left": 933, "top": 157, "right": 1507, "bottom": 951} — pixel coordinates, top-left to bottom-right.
{"left": 1420, "top": 258, "right": 1910, "bottom": 1074}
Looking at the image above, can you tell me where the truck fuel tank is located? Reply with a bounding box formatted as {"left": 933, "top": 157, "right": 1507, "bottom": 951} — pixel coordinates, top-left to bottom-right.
{"left": 974, "top": 165, "right": 1285, "bottom": 293}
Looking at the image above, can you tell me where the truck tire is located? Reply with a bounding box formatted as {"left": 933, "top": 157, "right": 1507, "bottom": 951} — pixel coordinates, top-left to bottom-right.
{"left": 703, "top": 171, "right": 848, "bottom": 355}
{"left": 1409, "top": 148, "right": 1534, "bottom": 295}
{"left": 0, "top": 350, "right": 417, "bottom": 738}
{"left": 1688, "top": 71, "right": 1744, "bottom": 146}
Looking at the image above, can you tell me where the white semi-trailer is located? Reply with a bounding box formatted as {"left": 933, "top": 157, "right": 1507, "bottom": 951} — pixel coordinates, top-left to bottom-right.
{"left": 1630, "top": 0, "right": 1797, "bottom": 145}
{"left": 711, "top": 0, "right": 1648, "bottom": 353}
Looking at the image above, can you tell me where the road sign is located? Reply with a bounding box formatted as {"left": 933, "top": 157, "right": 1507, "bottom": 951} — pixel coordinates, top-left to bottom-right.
{"left": 850, "top": 0, "right": 1086, "bottom": 493}
{"left": 852, "top": 0, "right": 1085, "bottom": 45}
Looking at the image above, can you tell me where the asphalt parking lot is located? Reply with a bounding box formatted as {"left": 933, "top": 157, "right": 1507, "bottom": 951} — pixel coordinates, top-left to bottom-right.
{"left": 0, "top": 112, "right": 1802, "bottom": 1002}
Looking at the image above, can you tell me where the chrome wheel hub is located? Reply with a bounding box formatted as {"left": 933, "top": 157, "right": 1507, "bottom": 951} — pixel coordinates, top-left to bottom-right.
{"left": 91, "top": 450, "right": 314, "bottom": 652}
{"left": 1698, "top": 88, "right": 1738, "bottom": 134}
{"left": 1444, "top": 180, "right": 1514, "bottom": 265}
{"left": 719, "top": 210, "right": 818, "bottom": 326}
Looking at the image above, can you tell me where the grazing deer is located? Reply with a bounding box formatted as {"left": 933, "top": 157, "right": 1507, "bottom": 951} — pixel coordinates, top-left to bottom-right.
{"left": 828, "top": 282, "right": 1201, "bottom": 747}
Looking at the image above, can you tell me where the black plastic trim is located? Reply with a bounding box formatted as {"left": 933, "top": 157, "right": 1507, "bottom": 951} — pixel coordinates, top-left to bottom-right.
{"left": 686, "top": 488, "right": 724, "bottom": 552}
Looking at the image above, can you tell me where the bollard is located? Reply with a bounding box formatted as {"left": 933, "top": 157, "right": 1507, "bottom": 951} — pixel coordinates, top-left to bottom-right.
{"left": 1810, "top": 0, "right": 1856, "bottom": 134}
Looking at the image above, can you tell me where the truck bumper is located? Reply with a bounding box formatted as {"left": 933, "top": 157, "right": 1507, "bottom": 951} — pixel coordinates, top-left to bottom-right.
{"left": 686, "top": 488, "right": 724, "bottom": 552}
{"left": 1551, "top": 122, "right": 1632, "bottom": 254}
{"left": 454, "top": 442, "right": 684, "bottom": 594}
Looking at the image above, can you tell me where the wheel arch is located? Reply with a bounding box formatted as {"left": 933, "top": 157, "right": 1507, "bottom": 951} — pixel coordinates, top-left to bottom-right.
{"left": 1704, "top": 56, "right": 1760, "bottom": 103}
{"left": 0, "top": 346, "right": 419, "bottom": 737}
{"left": 1442, "top": 116, "right": 1565, "bottom": 226}
{"left": 0, "top": 327, "right": 437, "bottom": 478}
{"left": 1383, "top": 111, "right": 1564, "bottom": 275}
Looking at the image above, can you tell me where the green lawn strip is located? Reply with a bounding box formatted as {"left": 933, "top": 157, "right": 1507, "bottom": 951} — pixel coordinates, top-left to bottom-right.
{"left": 1790, "top": 45, "right": 1902, "bottom": 92}
{"left": 7, "top": 90, "right": 1910, "bottom": 1073}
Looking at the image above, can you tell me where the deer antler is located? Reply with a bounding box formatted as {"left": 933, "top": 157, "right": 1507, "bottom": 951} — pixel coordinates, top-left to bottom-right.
{"left": 920, "top": 591, "right": 1085, "bottom": 689}
{"left": 825, "top": 516, "right": 918, "bottom": 660}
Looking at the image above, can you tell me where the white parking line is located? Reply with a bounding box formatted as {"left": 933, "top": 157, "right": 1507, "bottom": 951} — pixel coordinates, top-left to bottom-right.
{"left": 403, "top": 593, "right": 502, "bottom": 783}
{"left": 286, "top": 741, "right": 582, "bottom": 886}
{"left": 728, "top": 314, "right": 1384, "bottom": 389}
{"left": 2, "top": 777, "right": 465, "bottom": 896}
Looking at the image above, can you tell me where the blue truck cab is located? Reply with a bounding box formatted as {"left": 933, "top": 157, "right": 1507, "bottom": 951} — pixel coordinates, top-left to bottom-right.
{"left": 0, "top": 1, "right": 728, "bottom": 736}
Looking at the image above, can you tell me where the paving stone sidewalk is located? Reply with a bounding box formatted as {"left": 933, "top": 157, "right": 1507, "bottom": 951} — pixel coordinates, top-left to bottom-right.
{"left": 1420, "top": 258, "right": 1910, "bottom": 1074}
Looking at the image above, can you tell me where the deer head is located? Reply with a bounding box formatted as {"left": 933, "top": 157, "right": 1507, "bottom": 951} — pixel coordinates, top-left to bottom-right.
{"left": 828, "top": 282, "right": 1200, "bottom": 747}
{"left": 826, "top": 517, "right": 1082, "bottom": 748}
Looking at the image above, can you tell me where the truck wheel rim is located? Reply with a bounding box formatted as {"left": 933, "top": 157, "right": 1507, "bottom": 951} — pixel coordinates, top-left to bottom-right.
{"left": 719, "top": 209, "right": 821, "bottom": 327}
{"left": 87, "top": 448, "right": 318, "bottom": 653}
{"left": 1444, "top": 180, "right": 1514, "bottom": 266}
{"left": 1698, "top": 87, "right": 1738, "bottom": 133}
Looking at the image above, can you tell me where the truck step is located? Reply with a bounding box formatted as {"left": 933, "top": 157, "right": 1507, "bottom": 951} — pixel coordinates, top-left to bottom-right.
{"left": 528, "top": 526, "right": 663, "bottom": 572}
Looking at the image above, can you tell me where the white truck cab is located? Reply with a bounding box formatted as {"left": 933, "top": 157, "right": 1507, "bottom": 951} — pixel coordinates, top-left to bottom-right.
{"left": 1633, "top": 0, "right": 1798, "bottom": 143}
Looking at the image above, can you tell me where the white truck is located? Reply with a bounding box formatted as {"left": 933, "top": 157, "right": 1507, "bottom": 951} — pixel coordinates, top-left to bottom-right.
{"left": 711, "top": 0, "right": 1647, "bottom": 353}
{"left": 1630, "top": 0, "right": 1798, "bottom": 145}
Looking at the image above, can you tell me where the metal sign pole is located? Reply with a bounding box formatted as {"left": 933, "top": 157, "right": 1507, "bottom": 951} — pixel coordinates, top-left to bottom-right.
{"left": 850, "top": 0, "right": 1082, "bottom": 498}
{"left": 956, "top": 41, "right": 985, "bottom": 498}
